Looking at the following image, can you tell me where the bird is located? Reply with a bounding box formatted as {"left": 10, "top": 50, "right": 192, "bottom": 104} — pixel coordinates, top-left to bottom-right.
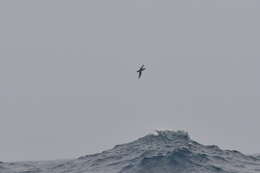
{"left": 137, "top": 65, "right": 146, "bottom": 79}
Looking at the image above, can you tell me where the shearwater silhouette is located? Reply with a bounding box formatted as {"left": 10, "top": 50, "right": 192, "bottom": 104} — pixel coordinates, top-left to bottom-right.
{"left": 137, "top": 65, "right": 146, "bottom": 79}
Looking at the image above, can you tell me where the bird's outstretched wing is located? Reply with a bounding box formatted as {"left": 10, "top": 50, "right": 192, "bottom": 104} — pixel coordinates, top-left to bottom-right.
{"left": 138, "top": 71, "right": 142, "bottom": 79}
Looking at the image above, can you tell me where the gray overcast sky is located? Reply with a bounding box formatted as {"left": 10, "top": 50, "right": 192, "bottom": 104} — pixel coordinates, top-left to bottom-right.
{"left": 0, "top": 0, "right": 260, "bottom": 161}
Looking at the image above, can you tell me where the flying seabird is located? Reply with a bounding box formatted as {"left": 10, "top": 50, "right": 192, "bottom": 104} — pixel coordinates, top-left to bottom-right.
{"left": 137, "top": 65, "right": 146, "bottom": 79}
